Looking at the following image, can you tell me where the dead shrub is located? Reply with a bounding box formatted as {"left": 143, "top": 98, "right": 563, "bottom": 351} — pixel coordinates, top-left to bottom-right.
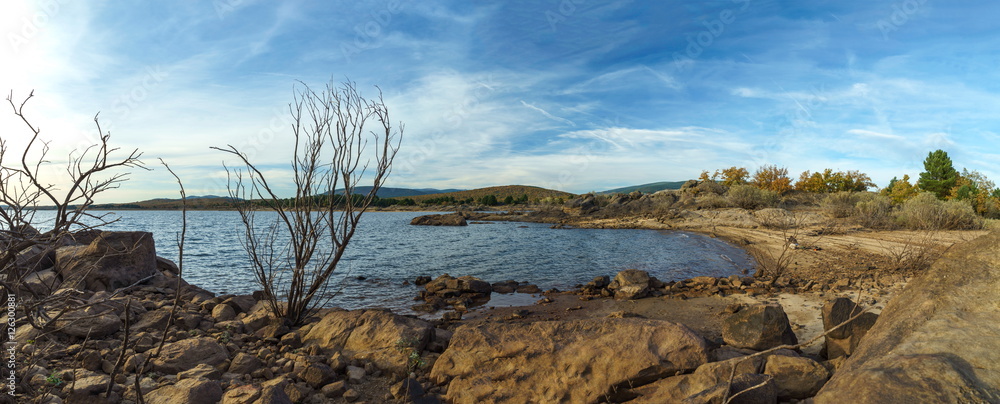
{"left": 727, "top": 185, "right": 779, "bottom": 210}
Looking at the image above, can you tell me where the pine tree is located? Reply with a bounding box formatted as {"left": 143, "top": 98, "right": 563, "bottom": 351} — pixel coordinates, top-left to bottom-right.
{"left": 917, "top": 150, "right": 958, "bottom": 199}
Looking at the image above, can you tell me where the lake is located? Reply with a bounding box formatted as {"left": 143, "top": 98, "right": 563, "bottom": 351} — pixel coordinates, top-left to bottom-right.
{"left": 33, "top": 210, "right": 755, "bottom": 314}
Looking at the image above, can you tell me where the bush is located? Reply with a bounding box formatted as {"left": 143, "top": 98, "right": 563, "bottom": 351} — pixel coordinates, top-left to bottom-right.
{"left": 697, "top": 193, "right": 730, "bottom": 209}
{"left": 895, "top": 192, "right": 984, "bottom": 230}
{"left": 695, "top": 181, "right": 728, "bottom": 195}
{"left": 821, "top": 191, "right": 859, "bottom": 218}
{"left": 855, "top": 193, "right": 894, "bottom": 229}
{"left": 727, "top": 184, "right": 779, "bottom": 210}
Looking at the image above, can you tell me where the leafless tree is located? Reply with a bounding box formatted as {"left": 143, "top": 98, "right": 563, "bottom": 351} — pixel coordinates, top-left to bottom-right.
{"left": 214, "top": 80, "right": 402, "bottom": 325}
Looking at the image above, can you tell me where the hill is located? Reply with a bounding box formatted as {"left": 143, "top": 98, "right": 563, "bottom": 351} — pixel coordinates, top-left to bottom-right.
{"left": 599, "top": 181, "right": 687, "bottom": 195}
{"left": 335, "top": 186, "right": 464, "bottom": 198}
{"left": 90, "top": 196, "right": 238, "bottom": 210}
{"left": 392, "top": 185, "right": 575, "bottom": 203}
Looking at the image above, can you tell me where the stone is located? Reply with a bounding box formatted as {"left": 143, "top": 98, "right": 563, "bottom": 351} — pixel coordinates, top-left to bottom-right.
{"left": 55, "top": 231, "right": 158, "bottom": 292}
{"left": 431, "top": 319, "right": 710, "bottom": 404}
{"left": 145, "top": 378, "right": 223, "bottom": 404}
{"left": 133, "top": 309, "right": 172, "bottom": 332}
{"left": 228, "top": 352, "right": 262, "bottom": 374}
{"left": 346, "top": 365, "right": 366, "bottom": 382}
{"left": 392, "top": 377, "right": 425, "bottom": 400}
{"left": 212, "top": 303, "right": 237, "bottom": 322}
{"left": 722, "top": 304, "right": 798, "bottom": 350}
{"left": 816, "top": 231, "right": 1000, "bottom": 403}
{"left": 764, "top": 354, "right": 830, "bottom": 399}
{"left": 301, "top": 309, "right": 432, "bottom": 374}
{"left": 152, "top": 337, "right": 229, "bottom": 374}
{"left": 608, "top": 269, "right": 651, "bottom": 300}
{"left": 221, "top": 384, "right": 260, "bottom": 403}
{"left": 410, "top": 213, "right": 467, "bottom": 226}
{"left": 21, "top": 268, "right": 60, "bottom": 295}
{"left": 178, "top": 363, "right": 222, "bottom": 381}
{"left": 456, "top": 276, "right": 491, "bottom": 295}
{"left": 51, "top": 306, "right": 122, "bottom": 338}
{"left": 70, "top": 374, "right": 111, "bottom": 395}
{"left": 321, "top": 380, "right": 347, "bottom": 397}
{"left": 298, "top": 363, "right": 336, "bottom": 389}
{"left": 342, "top": 389, "right": 360, "bottom": 402}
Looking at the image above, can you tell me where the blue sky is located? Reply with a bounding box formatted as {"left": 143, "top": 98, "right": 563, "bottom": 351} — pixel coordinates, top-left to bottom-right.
{"left": 2, "top": 0, "right": 1000, "bottom": 202}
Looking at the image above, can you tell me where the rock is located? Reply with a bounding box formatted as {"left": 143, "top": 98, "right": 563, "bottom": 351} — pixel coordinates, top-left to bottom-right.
{"left": 133, "top": 308, "right": 172, "bottom": 332}
{"left": 392, "top": 377, "right": 425, "bottom": 400}
{"left": 346, "top": 365, "right": 366, "bottom": 382}
{"left": 212, "top": 303, "right": 237, "bottom": 322}
{"left": 815, "top": 231, "right": 1000, "bottom": 403}
{"left": 456, "top": 276, "right": 491, "bottom": 295}
{"left": 301, "top": 309, "right": 432, "bottom": 374}
{"left": 825, "top": 312, "right": 878, "bottom": 359}
{"left": 321, "top": 380, "right": 347, "bottom": 397}
{"left": 51, "top": 306, "right": 122, "bottom": 338}
{"left": 430, "top": 319, "right": 710, "bottom": 404}
{"left": 693, "top": 373, "right": 777, "bottom": 404}
{"left": 70, "top": 374, "right": 111, "bottom": 395}
{"left": 764, "top": 354, "right": 830, "bottom": 399}
{"left": 55, "top": 231, "right": 158, "bottom": 292}
{"left": 221, "top": 384, "right": 260, "bottom": 403}
{"left": 178, "top": 363, "right": 222, "bottom": 381}
{"left": 722, "top": 304, "right": 798, "bottom": 350}
{"left": 21, "top": 268, "right": 60, "bottom": 295}
{"left": 515, "top": 284, "right": 541, "bottom": 294}
{"left": 259, "top": 377, "right": 294, "bottom": 404}
{"left": 414, "top": 276, "right": 432, "bottom": 286}
{"left": 820, "top": 298, "right": 879, "bottom": 359}
{"left": 342, "top": 389, "right": 360, "bottom": 402}
{"left": 410, "top": 213, "right": 467, "bottom": 226}
{"left": 228, "top": 352, "right": 263, "bottom": 374}
{"left": 145, "top": 378, "right": 223, "bottom": 404}
{"left": 299, "top": 363, "right": 336, "bottom": 389}
{"left": 152, "top": 337, "right": 229, "bottom": 374}
{"left": 608, "top": 269, "right": 651, "bottom": 300}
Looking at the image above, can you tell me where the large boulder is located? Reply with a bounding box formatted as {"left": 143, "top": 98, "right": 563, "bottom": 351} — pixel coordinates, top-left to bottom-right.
{"left": 821, "top": 297, "right": 879, "bottom": 359}
{"left": 301, "top": 309, "right": 433, "bottom": 374}
{"left": 410, "top": 213, "right": 467, "bottom": 226}
{"left": 722, "top": 304, "right": 798, "bottom": 350}
{"left": 764, "top": 354, "right": 830, "bottom": 399}
{"left": 815, "top": 231, "right": 1000, "bottom": 403}
{"left": 152, "top": 337, "right": 230, "bottom": 374}
{"left": 55, "top": 231, "right": 158, "bottom": 292}
{"left": 608, "top": 269, "right": 651, "bottom": 300}
{"left": 430, "top": 319, "right": 711, "bottom": 404}
{"left": 146, "top": 378, "right": 223, "bottom": 404}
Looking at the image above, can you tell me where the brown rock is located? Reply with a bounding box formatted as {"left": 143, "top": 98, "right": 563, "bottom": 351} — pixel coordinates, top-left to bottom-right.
{"left": 228, "top": 352, "right": 263, "bottom": 374}
{"left": 321, "top": 380, "right": 347, "bottom": 397}
{"left": 815, "top": 231, "right": 1000, "bottom": 403}
{"left": 221, "top": 384, "right": 260, "bottom": 404}
{"left": 212, "top": 303, "right": 237, "bottom": 322}
{"left": 178, "top": 363, "right": 222, "bottom": 381}
{"left": 152, "top": 337, "right": 229, "bottom": 374}
{"left": 764, "top": 354, "right": 830, "bottom": 399}
{"left": 722, "top": 304, "right": 798, "bottom": 350}
{"left": 608, "top": 269, "right": 651, "bottom": 300}
{"left": 410, "top": 213, "right": 467, "bottom": 226}
{"left": 301, "top": 309, "right": 432, "bottom": 374}
{"left": 55, "top": 231, "right": 158, "bottom": 292}
{"left": 52, "top": 306, "right": 122, "bottom": 338}
{"left": 299, "top": 363, "right": 336, "bottom": 389}
{"left": 146, "top": 378, "right": 223, "bottom": 404}
{"left": 430, "top": 319, "right": 710, "bottom": 404}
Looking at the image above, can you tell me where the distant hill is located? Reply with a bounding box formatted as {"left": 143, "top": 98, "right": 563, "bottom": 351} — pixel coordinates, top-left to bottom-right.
{"left": 392, "top": 185, "right": 575, "bottom": 203}
{"left": 90, "top": 196, "right": 238, "bottom": 210}
{"left": 599, "top": 181, "right": 688, "bottom": 195}
{"left": 335, "top": 186, "right": 464, "bottom": 198}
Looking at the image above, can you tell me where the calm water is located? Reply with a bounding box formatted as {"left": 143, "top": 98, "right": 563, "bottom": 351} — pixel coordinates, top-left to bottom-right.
{"left": 33, "top": 211, "right": 754, "bottom": 313}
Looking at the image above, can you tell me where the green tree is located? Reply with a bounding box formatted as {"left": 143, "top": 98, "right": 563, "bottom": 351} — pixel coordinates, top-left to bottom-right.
{"left": 918, "top": 150, "right": 958, "bottom": 199}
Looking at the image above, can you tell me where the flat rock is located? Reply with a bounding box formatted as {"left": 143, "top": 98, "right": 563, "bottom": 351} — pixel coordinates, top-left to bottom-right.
{"left": 152, "top": 337, "right": 229, "bottom": 374}
{"left": 431, "top": 318, "right": 710, "bottom": 404}
{"left": 301, "top": 309, "right": 432, "bottom": 374}
{"left": 410, "top": 213, "right": 468, "bottom": 226}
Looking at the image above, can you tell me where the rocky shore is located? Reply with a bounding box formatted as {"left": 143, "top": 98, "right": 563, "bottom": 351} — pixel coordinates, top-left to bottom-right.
{"left": 5, "top": 200, "right": 998, "bottom": 403}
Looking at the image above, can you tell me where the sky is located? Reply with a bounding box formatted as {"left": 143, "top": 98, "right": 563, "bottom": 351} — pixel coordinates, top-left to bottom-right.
{"left": 2, "top": 0, "right": 1000, "bottom": 202}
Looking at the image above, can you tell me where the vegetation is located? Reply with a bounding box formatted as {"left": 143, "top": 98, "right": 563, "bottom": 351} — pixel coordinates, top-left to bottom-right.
{"left": 751, "top": 165, "right": 793, "bottom": 194}
{"left": 795, "top": 169, "right": 874, "bottom": 193}
{"left": 215, "top": 80, "right": 402, "bottom": 326}
{"left": 727, "top": 184, "right": 779, "bottom": 210}
{"left": 391, "top": 185, "right": 574, "bottom": 205}
{"left": 918, "top": 149, "right": 959, "bottom": 199}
